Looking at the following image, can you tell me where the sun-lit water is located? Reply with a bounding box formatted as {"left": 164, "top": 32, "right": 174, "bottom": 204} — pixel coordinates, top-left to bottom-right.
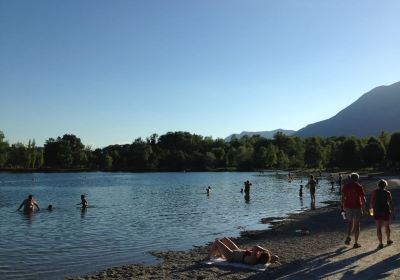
{"left": 0, "top": 172, "right": 339, "bottom": 279}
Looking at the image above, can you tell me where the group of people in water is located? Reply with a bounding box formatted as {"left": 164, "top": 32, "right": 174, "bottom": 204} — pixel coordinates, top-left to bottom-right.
{"left": 17, "top": 194, "right": 88, "bottom": 213}
{"left": 298, "top": 172, "right": 344, "bottom": 201}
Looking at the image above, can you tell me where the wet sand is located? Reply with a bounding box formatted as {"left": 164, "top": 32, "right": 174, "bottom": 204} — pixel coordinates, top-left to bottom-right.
{"left": 68, "top": 177, "right": 400, "bottom": 280}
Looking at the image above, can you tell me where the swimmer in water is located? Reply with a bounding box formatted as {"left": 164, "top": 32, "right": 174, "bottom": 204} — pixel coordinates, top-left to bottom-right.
{"left": 17, "top": 194, "right": 40, "bottom": 213}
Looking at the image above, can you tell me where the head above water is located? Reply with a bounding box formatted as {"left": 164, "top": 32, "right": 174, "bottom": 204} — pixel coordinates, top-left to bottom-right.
{"left": 28, "top": 194, "right": 33, "bottom": 200}
{"left": 81, "top": 194, "right": 85, "bottom": 199}
{"left": 350, "top": 173, "right": 359, "bottom": 182}
{"left": 378, "top": 179, "right": 388, "bottom": 189}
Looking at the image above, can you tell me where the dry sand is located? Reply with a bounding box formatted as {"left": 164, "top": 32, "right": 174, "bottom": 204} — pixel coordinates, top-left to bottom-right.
{"left": 69, "top": 177, "right": 400, "bottom": 280}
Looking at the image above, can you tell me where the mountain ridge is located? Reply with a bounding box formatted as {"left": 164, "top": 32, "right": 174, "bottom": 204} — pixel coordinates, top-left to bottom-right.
{"left": 295, "top": 81, "right": 400, "bottom": 137}
{"left": 224, "top": 81, "right": 400, "bottom": 140}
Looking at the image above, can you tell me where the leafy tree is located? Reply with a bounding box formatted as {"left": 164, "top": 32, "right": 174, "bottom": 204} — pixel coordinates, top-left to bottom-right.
{"left": 128, "top": 138, "right": 154, "bottom": 170}
{"left": 236, "top": 145, "right": 254, "bottom": 170}
{"left": 277, "top": 150, "right": 289, "bottom": 169}
{"left": 387, "top": 132, "right": 400, "bottom": 166}
{"left": 304, "top": 137, "right": 324, "bottom": 168}
{"left": 265, "top": 143, "right": 278, "bottom": 168}
{"left": 103, "top": 154, "right": 113, "bottom": 169}
{"left": 379, "top": 131, "right": 390, "bottom": 149}
{"left": 0, "top": 131, "right": 9, "bottom": 167}
{"left": 341, "top": 137, "right": 362, "bottom": 167}
{"left": 362, "top": 137, "right": 386, "bottom": 167}
{"left": 26, "top": 139, "right": 36, "bottom": 168}
{"left": 255, "top": 146, "right": 269, "bottom": 168}
{"left": 255, "top": 143, "right": 278, "bottom": 168}
{"left": 7, "top": 143, "right": 28, "bottom": 168}
{"left": 225, "top": 147, "right": 238, "bottom": 167}
{"left": 44, "top": 134, "right": 87, "bottom": 168}
{"left": 211, "top": 147, "right": 226, "bottom": 168}
{"left": 35, "top": 148, "right": 44, "bottom": 168}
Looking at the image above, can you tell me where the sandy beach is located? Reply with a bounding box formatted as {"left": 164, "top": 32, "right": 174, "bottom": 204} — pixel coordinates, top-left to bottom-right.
{"left": 69, "top": 176, "right": 400, "bottom": 280}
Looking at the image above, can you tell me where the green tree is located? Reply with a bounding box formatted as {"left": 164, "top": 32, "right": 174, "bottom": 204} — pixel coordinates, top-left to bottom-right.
{"left": 341, "top": 138, "right": 362, "bottom": 167}
{"left": 35, "top": 148, "right": 44, "bottom": 168}
{"left": 225, "top": 147, "right": 238, "bottom": 167}
{"left": 7, "top": 143, "right": 28, "bottom": 168}
{"left": 362, "top": 137, "right": 386, "bottom": 167}
{"left": 255, "top": 146, "right": 269, "bottom": 168}
{"left": 255, "top": 143, "right": 278, "bottom": 168}
{"left": 128, "top": 138, "right": 154, "bottom": 170}
{"left": 26, "top": 139, "right": 37, "bottom": 168}
{"left": 304, "top": 137, "right": 325, "bottom": 168}
{"left": 211, "top": 147, "right": 226, "bottom": 168}
{"left": 103, "top": 154, "right": 113, "bottom": 169}
{"left": 265, "top": 143, "right": 278, "bottom": 168}
{"left": 379, "top": 131, "right": 391, "bottom": 149}
{"left": 277, "top": 150, "right": 289, "bottom": 169}
{"left": 44, "top": 134, "right": 86, "bottom": 168}
{"left": 387, "top": 132, "right": 400, "bottom": 167}
{"left": 0, "top": 131, "right": 9, "bottom": 167}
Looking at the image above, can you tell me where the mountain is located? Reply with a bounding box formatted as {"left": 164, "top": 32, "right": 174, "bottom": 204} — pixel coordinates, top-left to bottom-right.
{"left": 225, "top": 129, "right": 296, "bottom": 141}
{"left": 295, "top": 81, "right": 400, "bottom": 137}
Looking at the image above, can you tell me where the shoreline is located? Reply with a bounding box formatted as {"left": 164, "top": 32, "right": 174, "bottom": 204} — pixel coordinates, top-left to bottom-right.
{"left": 69, "top": 199, "right": 346, "bottom": 279}
{"left": 69, "top": 176, "right": 392, "bottom": 279}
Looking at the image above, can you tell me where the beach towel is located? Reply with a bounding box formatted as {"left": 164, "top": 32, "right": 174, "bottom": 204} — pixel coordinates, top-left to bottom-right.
{"left": 204, "top": 257, "right": 269, "bottom": 271}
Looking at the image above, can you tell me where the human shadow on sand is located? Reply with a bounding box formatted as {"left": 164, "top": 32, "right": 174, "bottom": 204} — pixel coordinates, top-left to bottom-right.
{"left": 342, "top": 252, "right": 400, "bottom": 280}
{"left": 247, "top": 246, "right": 379, "bottom": 280}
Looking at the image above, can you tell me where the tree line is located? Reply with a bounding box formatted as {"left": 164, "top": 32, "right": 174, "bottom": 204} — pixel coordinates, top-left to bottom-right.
{"left": 0, "top": 130, "right": 400, "bottom": 171}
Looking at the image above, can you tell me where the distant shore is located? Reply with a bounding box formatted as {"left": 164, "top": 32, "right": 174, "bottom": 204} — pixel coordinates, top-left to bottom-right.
{"left": 67, "top": 175, "right": 400, "bottom": 280}
{"left": 1, "top": 167, "right": 398, "bottom": 176}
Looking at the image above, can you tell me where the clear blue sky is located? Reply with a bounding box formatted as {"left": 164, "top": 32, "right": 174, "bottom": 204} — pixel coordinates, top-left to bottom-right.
{"left": 1, "top": 0, "right": 399, "bottom": 148}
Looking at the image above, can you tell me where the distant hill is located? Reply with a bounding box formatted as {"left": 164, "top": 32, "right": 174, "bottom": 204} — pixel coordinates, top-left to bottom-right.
{"left": 295, "top": 81, "right": 400, "bottom": 137}
{"left": 225, "top": 129, "right": 296, "bottom": 141}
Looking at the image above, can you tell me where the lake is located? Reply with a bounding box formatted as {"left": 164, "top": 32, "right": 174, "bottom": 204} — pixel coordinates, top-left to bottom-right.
{"left": 0, "top": 172, "right": 339, "bottom": 279}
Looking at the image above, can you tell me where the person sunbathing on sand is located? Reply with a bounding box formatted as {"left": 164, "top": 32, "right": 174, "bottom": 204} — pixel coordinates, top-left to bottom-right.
{"left": 208, "top": 237, "right": 279, "bottom": 265}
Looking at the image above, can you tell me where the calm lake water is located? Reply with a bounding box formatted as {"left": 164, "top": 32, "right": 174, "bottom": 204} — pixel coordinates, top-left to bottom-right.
{"left": 0, "top": 172, "right": 338, "bottom": 279}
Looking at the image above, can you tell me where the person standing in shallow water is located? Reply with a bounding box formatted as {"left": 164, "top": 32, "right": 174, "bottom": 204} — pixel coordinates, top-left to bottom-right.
{"left": 244, "top": 180, "right": 252, "bottom": 194}
{"left": 306, "top": 175, "right": 317, "bottom": 203}
{"left": 17, "top": 194, "right": 40, "bottom": 213}
{"left": 370, "top": 179, "right": 394, "bottom": 249}
{"left": 341, "top": 173, "right": 366, "bottom": 248}
{"left": 77, "top": 194, "right": 88, "bottom": 208}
